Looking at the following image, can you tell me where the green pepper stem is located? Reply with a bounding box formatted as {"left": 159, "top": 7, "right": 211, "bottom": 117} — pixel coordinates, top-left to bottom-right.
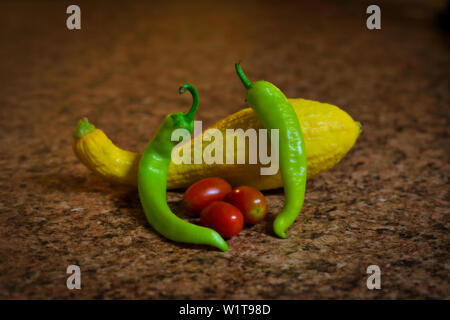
{"left": 235, "top": 62, "right": 252, "bottom": 89}
{"left": 179, "top": 83, "right": 199, "bottom": 121}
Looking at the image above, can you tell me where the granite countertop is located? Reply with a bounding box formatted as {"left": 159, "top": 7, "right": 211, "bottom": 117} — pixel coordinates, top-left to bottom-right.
{"left": 0, "top": 0, "right": 448, "bottom": 299}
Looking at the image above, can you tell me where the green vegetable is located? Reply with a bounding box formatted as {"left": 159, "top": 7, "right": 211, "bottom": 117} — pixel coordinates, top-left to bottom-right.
{"left": 138, "top": 84, "right": 228, "bottom": 251}
{"left": 235, "top": 63, "right": 307, "bottom": 238}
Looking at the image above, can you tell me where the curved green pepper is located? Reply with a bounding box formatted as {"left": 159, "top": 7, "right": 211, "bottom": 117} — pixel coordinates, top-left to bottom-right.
{"left": 138, "top": 84, "right": 228, "bottom": 251}
{"left": 235, "top": 63, "right": 307, "bottom": 238}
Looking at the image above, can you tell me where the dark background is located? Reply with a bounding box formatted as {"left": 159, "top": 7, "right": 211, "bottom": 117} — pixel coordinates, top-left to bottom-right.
{"left": 0, "top": 0, "right": 448, "bottom": 299}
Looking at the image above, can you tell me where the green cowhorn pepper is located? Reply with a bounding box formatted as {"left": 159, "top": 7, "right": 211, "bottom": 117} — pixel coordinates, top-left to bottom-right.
{"left": 235, "top": 63, "right": 307, "bottom": 238}
{"left": 138, "top": 84, "right": 229, "bottom": 251}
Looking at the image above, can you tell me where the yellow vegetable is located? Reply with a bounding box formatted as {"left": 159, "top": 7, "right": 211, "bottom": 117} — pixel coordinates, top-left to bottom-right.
{"left": 73, "top": 98, "right": 361, "bottom": 190}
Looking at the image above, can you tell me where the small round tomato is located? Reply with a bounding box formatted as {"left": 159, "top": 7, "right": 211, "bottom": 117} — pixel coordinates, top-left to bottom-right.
{"left": 182, "top": 177, "right": 232, "bottom": 215}
{"left": 200, "top": 201, "right": 244, "bottom": 239}
{"left": 226, "top": 186, "right": 267, "bottom": 224}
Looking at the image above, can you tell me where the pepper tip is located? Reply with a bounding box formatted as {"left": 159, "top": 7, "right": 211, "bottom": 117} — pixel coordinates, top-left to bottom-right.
{"left": 273, "top": 222, "right": 289, "bottom": 239}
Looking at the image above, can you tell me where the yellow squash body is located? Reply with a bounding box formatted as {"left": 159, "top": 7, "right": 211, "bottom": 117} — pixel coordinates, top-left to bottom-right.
{"left": 73, "top": 98, "right": 361, "bottom": 190}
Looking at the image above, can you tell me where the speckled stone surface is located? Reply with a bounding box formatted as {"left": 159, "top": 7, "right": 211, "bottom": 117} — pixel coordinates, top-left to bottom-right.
{"left": 0, "top": 0, "right": 448, "bottom": 299}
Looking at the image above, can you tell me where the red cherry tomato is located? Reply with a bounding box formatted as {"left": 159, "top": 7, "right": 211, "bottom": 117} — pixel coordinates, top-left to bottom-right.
{"left": 182, "top": 177, "right": 232, "bottom": 215}
{"left": 226, "top": 186, "right": 267, "bottom": 224}
{"left": 200, "top": 201, "right": 244, "bottom": 239}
